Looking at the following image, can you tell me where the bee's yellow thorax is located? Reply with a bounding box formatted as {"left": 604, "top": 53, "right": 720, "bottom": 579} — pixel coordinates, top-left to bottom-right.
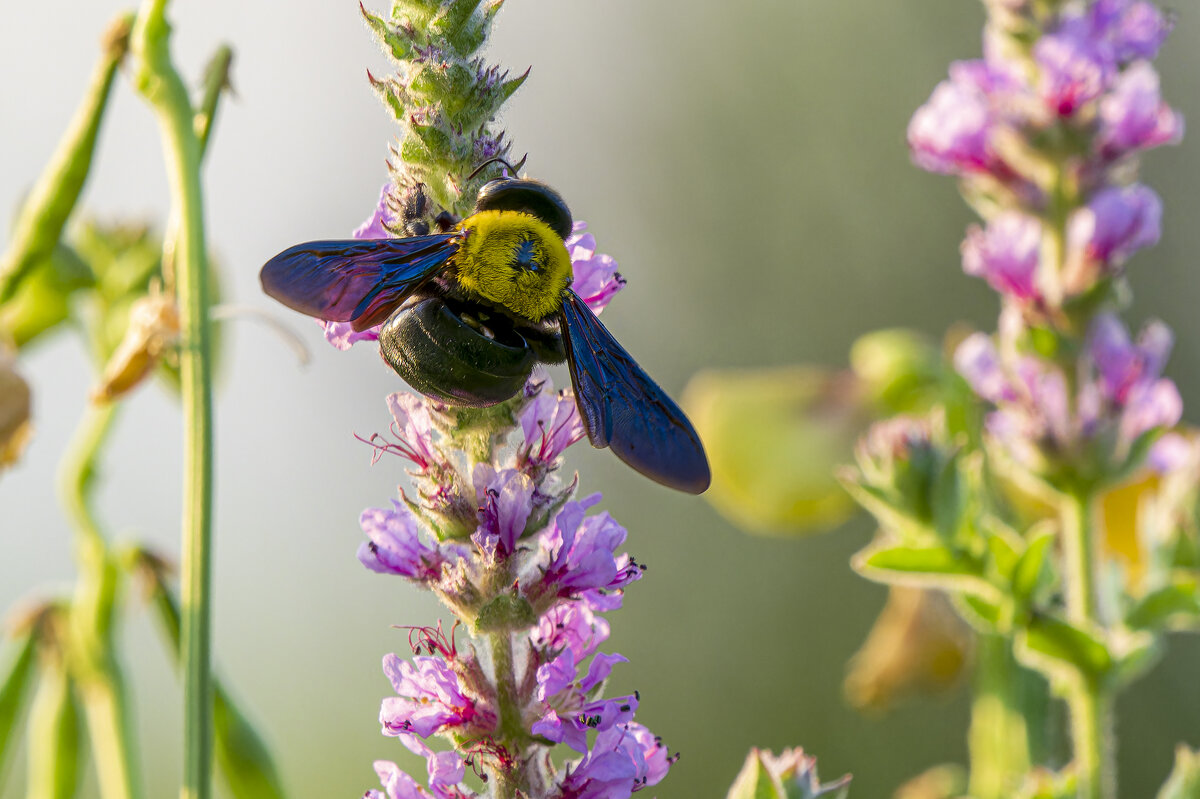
{"left": 453, "top": 210, "right": 573, "bottom": 321}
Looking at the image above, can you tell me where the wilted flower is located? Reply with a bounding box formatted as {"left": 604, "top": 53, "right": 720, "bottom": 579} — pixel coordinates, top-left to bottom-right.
{"left": 844, "top": 587, "right": 970, "bottom": 711}
{"left": 0, "top": 353, "right": 31, "bottom": 470}
{"left": 90, "top": 290, "right": 180, "bottom": 403}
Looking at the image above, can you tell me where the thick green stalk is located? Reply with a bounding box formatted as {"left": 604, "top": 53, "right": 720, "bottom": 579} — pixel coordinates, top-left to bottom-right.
{"left": 1060, "top": 489, "right": 1115, "bottom": 799}
{"left": 130, "top": 3, "right": 216, "bottom": 798}
{"left": 969, "top": 634, "right": 1040, "bottom": 799}
{"left": 59, "top": 404, "right": 143, "bottom": 799}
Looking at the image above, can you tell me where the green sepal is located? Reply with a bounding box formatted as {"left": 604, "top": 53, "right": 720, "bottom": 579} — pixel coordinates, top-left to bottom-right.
{"left": 853, "top": 540, "right": 996, "bottom": 600}
{"left": 1156, "top": 745, "right": 1200, "bottom": 799}
{"left": 1016, "top": 613, "right": 1112, "bottom": 682}
{"left": 447, "top": 0, "right": 503, "bottom": 55}
{"left": 363, "top": 5, "right": 419, "bottom": 62}
{"left": 1126, "top": 573, "right": 1200, "bottom": 630}
{"left": 389, "top": 0, "right": 437, "bottom": 28}
{"left": 430, "top": 0, "right": 485, "bottom": 47}
{"left": 726, "top": 752, "right": 788, "bottom": 799}
{"left": 726, "top": 748, "right": 851, "bottom": 799}
{"left": 474, "top": 594, "right": 537, "bottom": 633}
{"left": 371, "top": 76, "right": 408, "bottom": 122}
{"left": 26, "top": 659, "right": 84, "bottom": 799}
{"left": 0, "top": 629, "right": 38, "bottom": 785}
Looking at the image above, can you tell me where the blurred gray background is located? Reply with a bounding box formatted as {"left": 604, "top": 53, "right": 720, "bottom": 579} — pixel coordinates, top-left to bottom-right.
{"left": 2, "top": 1, "right": 1199, "bottom": 796}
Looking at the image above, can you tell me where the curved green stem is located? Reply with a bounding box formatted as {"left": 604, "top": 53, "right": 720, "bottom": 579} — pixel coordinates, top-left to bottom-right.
{"left": 58, "top": 404, "right": 143, "bottom": 799}
{"left": 130, "top": 3, "right": 216, "bottom": 798}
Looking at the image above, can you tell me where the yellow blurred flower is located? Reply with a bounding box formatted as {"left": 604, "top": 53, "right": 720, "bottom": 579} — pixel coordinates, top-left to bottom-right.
{"left": 845, "top": 586, "right": 971, "bottom": 712}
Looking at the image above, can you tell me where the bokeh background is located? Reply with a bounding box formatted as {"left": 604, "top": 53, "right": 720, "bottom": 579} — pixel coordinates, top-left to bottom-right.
{"left": 3, "top": 1, "right": 1200, "bottom": 796}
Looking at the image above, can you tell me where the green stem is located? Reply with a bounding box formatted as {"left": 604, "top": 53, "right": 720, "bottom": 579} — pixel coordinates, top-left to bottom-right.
{"left": 130, "top": 4, "right": 216, "bottom": 799}
{"left": 59, "top": 404, "right": 143, "bottom": 799}
{"left": 969, "top": 634, "right": 1041, "bottom": 799}
{"left": 0, "top": 13, "right": 131, "bottom": 304}
{"left": 487, "top": 631, "right": 522, "bottom": 799}
{"left": 1060, "top": 488, "right": 1115, "bottom": 799}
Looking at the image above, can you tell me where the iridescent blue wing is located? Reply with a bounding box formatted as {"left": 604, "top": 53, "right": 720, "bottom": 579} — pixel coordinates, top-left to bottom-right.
{"left": 558, "top": 289, "right": 711, "bottom": 494}
{"left": 260, "top": 234, "right": 460, "bottom": 331}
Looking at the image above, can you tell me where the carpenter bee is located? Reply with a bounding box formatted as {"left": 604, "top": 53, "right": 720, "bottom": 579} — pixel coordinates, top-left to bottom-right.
{"left": 260, "top": 162, "right": 710, "bottom": 494}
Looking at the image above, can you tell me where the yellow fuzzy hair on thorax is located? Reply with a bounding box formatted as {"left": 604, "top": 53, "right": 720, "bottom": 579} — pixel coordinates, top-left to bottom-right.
{"left": 453, "top": 210, "right": 573, "bottom": 322}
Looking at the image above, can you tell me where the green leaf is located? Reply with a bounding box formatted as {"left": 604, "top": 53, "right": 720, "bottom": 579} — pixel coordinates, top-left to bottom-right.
{"left": 0, "top": 14, "right": 129, "bottom": 304}
{"left": 1011, "top": 530, "right": 1054, "bottom": 609}
{"left": 1127, "top": 575, "right": 1200, "bottom": 630}
{"left": 854, "top": 542, "right": 995, "bottom": 599}
{"left": 0, "top": 630, "right": 38, "bottom": 784}
{"left": 431, "top": 0, "right": 484, "bottom": 43}
{"left": 26, "top": 661, "right": 84, "bottom": 799}
{"left": 987, "top": 530, "right": 1020, "bottom": 583}
{"left": 954, "top": 594, "right": 1004, "bottom": 633}
{"left": 1017, "top": 614, "right": 1112, "bottom": 681}
{"left": 214, "top": 688, "right": 287, "bottom": 799}
{"left": 1156, "top": 745, "right": 1200, "bottom": 799}
{"left": 140, "top": 559, "right": 287, "bottom": 799}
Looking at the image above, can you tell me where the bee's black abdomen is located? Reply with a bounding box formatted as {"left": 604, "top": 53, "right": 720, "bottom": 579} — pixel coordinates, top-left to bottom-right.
{"left": 379, "top": 297, "right": 536, "bottom": 407}
{"left": 474, "top": 179, "right": 573, "bottom": 240}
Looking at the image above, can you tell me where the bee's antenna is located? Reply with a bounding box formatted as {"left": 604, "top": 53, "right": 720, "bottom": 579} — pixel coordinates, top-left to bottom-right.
{"left": 466, "top": 155, "right": 525, "bottom": 182}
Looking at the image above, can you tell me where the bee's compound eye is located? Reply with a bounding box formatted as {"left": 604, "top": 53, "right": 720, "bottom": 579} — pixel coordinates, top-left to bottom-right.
{"left": 379, "top": 298, "right": 536, "bottom": 407}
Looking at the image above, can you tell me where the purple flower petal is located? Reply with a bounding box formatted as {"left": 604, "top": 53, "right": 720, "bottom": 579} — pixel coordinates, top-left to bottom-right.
{"left": 908, "top": 61, "right": 997, "bottom": 175}
{"left": 1098, "top": 62, "right": 1184, "bottom": 157}
{"left": 955, "top": 334, "right": 1016, "bottom": 404}
{"left": 1035, "top": 17, "right": 1115, "bottom": 116}
{"left": 1068, "top": 184, "right": 1162, "bottom": 266}
{"left": 961, "top": 213, "right": 1042, "bottom": 301}
{"left": 566, "top": 223, "right": 626, "bottom": 314}
{"left": 358, "top": 501, "right": 450, "bottom": 580}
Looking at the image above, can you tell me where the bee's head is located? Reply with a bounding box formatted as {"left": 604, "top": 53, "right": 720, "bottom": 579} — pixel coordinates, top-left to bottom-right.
{"left": 469, "top": 158, "right": 574, "bottom": 241}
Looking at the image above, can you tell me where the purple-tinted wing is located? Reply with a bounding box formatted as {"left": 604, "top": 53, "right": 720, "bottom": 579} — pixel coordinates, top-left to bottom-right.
{"left": 260, "top": 234, "right": 460, "bottom": 331}
{"left": 558, "top": 289, "right": 711, "bottom": 494}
